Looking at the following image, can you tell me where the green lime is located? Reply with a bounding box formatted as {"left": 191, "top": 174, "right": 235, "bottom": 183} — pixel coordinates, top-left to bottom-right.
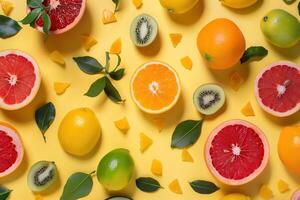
{"left": 97, "top": 148, "right": 134, "bottom": 191}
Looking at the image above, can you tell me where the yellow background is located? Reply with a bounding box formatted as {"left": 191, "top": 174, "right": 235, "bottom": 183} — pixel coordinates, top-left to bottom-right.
{"left": 1, "top": 0, "right": 300, "bottom": 199}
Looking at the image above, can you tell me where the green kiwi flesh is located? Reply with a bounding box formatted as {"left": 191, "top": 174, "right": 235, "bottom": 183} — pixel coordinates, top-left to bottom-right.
{"left": 105, "top": 197, "right": 132, "bottom": 200}
{"left": 27, "top": 161, "right": 58, "bottom": 192}
{"left": 193, "top": 84, "right": 225, "bottom": 115}
{"left": 130, "top": 14, "right": 158, "bottom": 47}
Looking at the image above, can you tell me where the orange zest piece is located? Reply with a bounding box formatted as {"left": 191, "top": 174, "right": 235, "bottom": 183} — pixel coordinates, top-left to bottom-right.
{"left": 180, "top": 56, "right": 193, "bottom": 70}
{"left": 140, "top": 132, "right": 153, "bottom": 152}
{"left": 229, "top": 71, "right": 244, "bottom": 91}
{"left": 241, "top": 102, "right": 255, "bottom": 117}
{"left": 169, "top": 179, "right": 183, "bottom": 194}
{"left": 277, "top": 179, "right": 289, "bottom": 193}
{"left": 132, "top": 0, "right": 143, "bottom": 9}
{"left": 151, "top": 159, "right": 162, "bottom": 176}
{"left": 182, "top": 149, "right": 194, "bottom": 162}
{"left": 54, "top": 82, "right": 70, "bottom": 95}
{"left": 81, "top": 35, "right": 98, "bottom": 51}
{"left": 50, "top": 50, "right": 65, "bottom": 65}
{"left": 102, "top": 8, "right": 117, "bottom": 24}
{"left": 259, "top": 184, "right": 273, "bottom": 200}
{"left": 114, "top": 117, "right": 130, "bottom": 133}
{"left": 169, "top": 33, "right": 182, "bottom": 48}
{"left": 152, "top": 117, "right": 165, "bottom": 132}
{"left": 110, "top": 38, "right": 122, "bottom": 54}
{"left": 1, "top": 0, "right": 13, "bottom": 16}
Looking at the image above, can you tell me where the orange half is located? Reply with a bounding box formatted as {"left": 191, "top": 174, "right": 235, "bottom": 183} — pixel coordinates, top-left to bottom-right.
{"left": 130, "top": 61, "right": 181, "bottom": 114}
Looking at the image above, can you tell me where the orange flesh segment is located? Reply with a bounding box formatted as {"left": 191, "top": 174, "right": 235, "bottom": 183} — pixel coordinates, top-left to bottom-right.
{"left": 140, "top": 132, "right": 153, "bottom": 152}
{"left": 81, "top": 35, "right": 98, "bottom": 51}
{"left": 151, "top": 159, "right": 162, "bottom": 176}
{"left": 241, "top": 102, "right": 255, "bottom": 116}
{"left": 169, "top": 179, "right": 183, "bottom": 194}
{"left": 102, "top": 9, "right": 117, "bottom": 24}
{"left": 277, "top": 179, "right": 289, "bottom": 193}
{"left": 259, "top": 185, "right": 273, "bottom": 199}
{"left": 132, "top": 0, "right": 143, "bottom": 9}
{"left": 169, "top": 33, "right": 182, "bottom": 48}
{"left": 229, "top": 71, "right": 244, "bottom": 91}
{"left": 180, "top": 56, "right": 193, "bottom": 70}
{"left": 132, "top": 63, "right": 179, "bottom": 111}
{"left": 110, "top": 38, "right": 122, "bottom": 54}
{"left": 50, "top": 50, "right": 65, "bottom": 65}
{"left": 1, "top": 0, "right": 13, "bottom": 16}
{"left": 182, "top": 149, "right": 194, "bottom": 162}
{"left": 114, "top": 117, "right": 130, "bottom": 133}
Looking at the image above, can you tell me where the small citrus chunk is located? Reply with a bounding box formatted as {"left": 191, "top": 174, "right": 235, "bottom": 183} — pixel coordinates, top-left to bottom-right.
{"left": 229, "top": 71, "right": 244, "bottom": 91}
{"left": 50, "top": 50, "right": 65, "bottom": 65}
{"left": 182, "top": 149, "right": 193, "bottom": 162}
{"left": 169, "top": 33, "right": 182, "bottom": 48}
{"left": 151, "top": 159, "right": 162, "bottom": 176}
{"left": 54, "top": 82, "right": 70, "bottom": 95}
{"left": 132, "top": 0, "right": 143, "bottom": 9}
{"left": 110, "top": 38, "right": 122, "bottom": 54}
{"left": 102, "top": 8, "right": 117, "bottom": 24}
{"left": 140, "top": 132, "right": 153, "bottom": 152}
{"left": 241, "top": 102, "right": 255, "bottom": 117}
{"left": 277, "top": 179, "right": 289, "bottom": 193}
{"left": 259, "top": 185, "right": 273, "bottom": 199}
{"left": 1, "top": 0, "right": 13, "bottom": 16}
{"left": 180, "top": 56, "right": 193, "bottom": 70}
{"left": 114, "top": 117, "right": 130, "bottom": 134}
{"left": 169, "top": 179, "right": 182, "bottom": 194}
{"left": 152, "top": 117, "right": 164, "bottom": 132}
{"left": 81, "top": 35, "right": 98, "bottom": 51}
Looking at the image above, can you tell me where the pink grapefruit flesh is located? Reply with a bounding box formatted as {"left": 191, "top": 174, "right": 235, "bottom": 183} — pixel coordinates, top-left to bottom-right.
{"left": 0, "top": 50, "right": 41, "bottom": 110}
{"left": 255, "top": 61, "right": 300, "bottom": 117}
{"left": 292, "top": 189, "right": 300, "bottom": 200}
{"left": 205, "top": 119, "right": 269, "bottom": 185}
{"left": 0, "top": 122, "right": 24, "bottom": 178}
{"left": 31, "top": 0, "right": 86, "bottom": 34}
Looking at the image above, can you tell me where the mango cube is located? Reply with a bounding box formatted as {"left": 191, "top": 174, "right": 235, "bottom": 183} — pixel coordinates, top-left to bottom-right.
{"left": 169, "top": 33, "right": 182, "bottom": 48}
{"left": 102, "top": 9, "right": 117, "bottom": 24}
{"left": 169, "top": 179, "right": 182, "bottom": 194}
{"left": 50, "top": 50, "right": 65, "bottom": 65}
{"left": 132, "top": 0, "right": 143, "bottom": 9}
{"left": 114, "top": 117, "right": 130, "bottom": 133}
{"left": 277, "top": 179, "right": 289, "bottom": 193}
{"left": 259, "top": 184, "right": 273, "bottom": 200}
{"left": 1, "top": 0, "right": 13, "bottom": 16}
{"left": 140, "top": 133, "right": 153, "bottom": 153}
{"left": 110, "top": 38, "right": 122, "bottom": 54}
{"left": 182, "top": 149, "right": 193, "bottom": 162}
{"left": 180, "top": 56, "right": 193, "bottom": 70}
{"left": 151, "top": 159, "right": 162, "bottom": 176}
{"left": 241, "top": 102, "right": 255, "bottom": 117}
{"left": 229, "top": 71, "right": 244, "bottom": 91}
{"left": 54, "top": 82, "right": 70, "bottom": 95}
{"left": 81, "top": 35, "right": 98, "bottom": 51}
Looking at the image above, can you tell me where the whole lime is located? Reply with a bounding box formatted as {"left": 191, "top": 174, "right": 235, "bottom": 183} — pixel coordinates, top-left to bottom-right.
{"left": 97, "top": 148, "right": 134, "bottom": 191}
{"left": 261, "top": 9, "right": 300, "bottom": 48}
{"left": 58, "top": 107, "right": 101, "bottom": 156}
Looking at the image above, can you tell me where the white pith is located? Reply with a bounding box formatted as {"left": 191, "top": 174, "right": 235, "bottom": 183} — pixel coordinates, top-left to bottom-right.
{"left": 231, "top": 144, "right": 241, "bottom": 156}
{"left": 49, "top": 0, "right": 60, "bottom": 10}
{"left": 8, "top": 74, "right": 17, "bottom": 86}
{"left": 149, "top": 81, "right": 159, "bottom": 95}
{"left": 293, "top": 136, "right": 300, "bottom": 145}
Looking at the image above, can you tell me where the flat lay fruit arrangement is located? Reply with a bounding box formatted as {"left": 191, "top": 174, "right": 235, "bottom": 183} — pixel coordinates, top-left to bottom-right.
{"left": 0, "top": 0, "right": 300, "bottom": 199}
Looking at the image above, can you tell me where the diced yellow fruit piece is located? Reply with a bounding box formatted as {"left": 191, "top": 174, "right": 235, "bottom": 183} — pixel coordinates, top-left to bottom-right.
{"left": 277, "top": 179, "right": 289, "bottom": 193}
{"left": 114, "top": 117, "right": 130, "bottom": 133}
{"left": 140, "top": 132, "right": 153, "bottom": 152}
{"left": 229, "top": 71, "right": 244, "bottom": 91}
{"left": 50, "top": 50, "right": 65, "bottom": 65}
{"left": 110, "top": 38, "right": 122, "bottom": 54}
{"left": 102, "top": 8, "right": 117, "bottom": 24}
{"left": 54, "top": 82, "right": 70, "bottom": 95}
{"left": 151, "top": 159, "right": 162, "bottom": 176}
{"left": 152, "top": 117, "right": 164, "bottom": 132}
{"left": 35, "top": 194, "right": 43, "bottom": 200}
{"left": 132, "top": 0, "right": 143, "bottom": 9}
{"left": 241, "top": 102, "right": 255, "bottom": 117}
{"left": 259, "top": 185, "right": 273, "bottom": 200}
{"left": 180, "top": 56, "right": 193, "bottom": 70}
{"left": 169, "top": 179, "right": 183, "bottom": 194}
{"left": 81, "top": 35, "right": 98, "bottom": 51}
{"left": 1, "top": 0, "right": 13, "bottom": 16}
{"left": 182, "top": 149, "right": 194, "bottom": 162}
{"left": 169, "top": 33, "right": 182, "bottom": 48}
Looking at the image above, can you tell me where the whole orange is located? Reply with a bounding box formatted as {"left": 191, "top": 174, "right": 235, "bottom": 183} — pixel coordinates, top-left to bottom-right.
{"left": 197, "top": 18, "right": 246, "bottom": 70}
{"left": 278, "top": 126, "right": 300, "bottom": 174}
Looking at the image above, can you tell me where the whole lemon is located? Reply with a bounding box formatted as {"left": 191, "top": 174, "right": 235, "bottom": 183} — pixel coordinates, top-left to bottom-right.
{"left": 220, "top": 0, "right": 258, "bottom": 9}
{"left": 221, "top": 193, "right": 251, "bottom": 200}
{"left": 158, "top": 0, "right": 199, "bottom": 14}
{"left": 58, "top": 108, "right": 101, "bottom": 156}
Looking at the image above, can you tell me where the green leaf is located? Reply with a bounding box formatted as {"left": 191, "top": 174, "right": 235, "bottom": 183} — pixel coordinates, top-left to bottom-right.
{"left": 189, "top": 180, "right": 219, "bottom": 194}
{"left": 104, "top": 77, "right": 124, "bottom": 103}
{"left": 112, "top": 0, "right": 120, "bottom": 12}
{"left": 109, "top": 68, "right": 125, "bottom": 80}
{"left": 0, "top": 15, "right": 22, "bottom": 39}
{"left": 136, "top": 177, "right": 162, "bottom": 193}
{"left": 283, "top": 0, "right": 296, "bottom": 4}
{"left": 27, "top": 0, "right": 43, "bottom": 8}
{"left": 20, "top": 7, "right": 43, "bottom": 25}
{"left": 240, "top": 46, "right": 268, "bottom": 64}
{"left": 60, "top": 172, "right": 94, "bottom": 200}
{"left": 105, "top": 51, "right": 111, "bottom": 72}
{"left": 41, "top": 12, "right": 51, "bottom": 35}
{"left": 0, "top": 187, "right": 12, "bottom": 200}
{"left": 171, "top": 120, "right": 203, "bottom": 148}
{"left": 85, "top": 77, "right": 107, "bottom": 97}
{"left": 35, "top": 102, "right": 56, "bottom": 142}
{"left": 73, "top": 56, "right": 104, "bottom": 75}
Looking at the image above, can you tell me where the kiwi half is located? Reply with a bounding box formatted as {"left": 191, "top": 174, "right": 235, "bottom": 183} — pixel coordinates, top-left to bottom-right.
{"left": 193, "top": 84, "right": 225, "bottom": 115}
{"left": 105, "top": 197, "right": 132, "bottom": 200}
{"left": 130, "top": 14, "right": 158, "bottom": 47}
{"left": 27, "top": 161, "right": 58, "bottom": 192}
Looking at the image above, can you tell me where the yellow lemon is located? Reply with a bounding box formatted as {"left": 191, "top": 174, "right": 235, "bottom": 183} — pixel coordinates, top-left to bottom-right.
{"left": 220, "top": 0, "right": 258, "bottom": 9}
{"left": 58, "top": 108, "right": 101, "bottom": 156}
{"left": 158, "top": 0, "right": 199, "bottom": 14}
{"left": 221, "top": 193, "right": 251, "bottom": 200}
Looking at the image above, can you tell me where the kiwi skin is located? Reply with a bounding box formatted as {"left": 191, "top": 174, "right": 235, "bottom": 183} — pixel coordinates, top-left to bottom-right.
{"left": 193, "top": 84, "right": 226, "bottom": 116}
{"left": 105, "top": 197, "right": 132, "bottom": 200}
{"left": 27, "top": 161, "right": 58, "bottom": 192}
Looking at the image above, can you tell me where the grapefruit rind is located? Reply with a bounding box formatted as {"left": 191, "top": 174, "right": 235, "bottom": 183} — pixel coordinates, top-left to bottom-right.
{"left": 292, "top": 189, "right": 300, "bottom": 200}
{"left": 0, "top": 122, "right": 24, "bottom": 178}
{"left": 0, "top": 50, "right": 41, "bottom": 110}
{"left": 254, "top": 61, "right": 300, "bottom": 117}
{"left": 205, "top": 119, "right": 269, "bottom": 186}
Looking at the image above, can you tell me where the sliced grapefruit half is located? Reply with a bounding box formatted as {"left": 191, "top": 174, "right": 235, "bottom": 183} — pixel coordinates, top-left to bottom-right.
{"left": 205, "top": 119, "right": 269, "bottom": 185}
{"left": 292, "top": 189, "right": 300, "bottom": 200}
{"left": 0, "top": 50, "right": 41, "bottom": 110}
{"left": 0, "top": 122, "right": 24, "bottom": 178}
{"left": 130, "top": 61, "right": 181, "bottom": 114}
{"left": 254, "top": 61, "right": 300, "bottom": 117}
